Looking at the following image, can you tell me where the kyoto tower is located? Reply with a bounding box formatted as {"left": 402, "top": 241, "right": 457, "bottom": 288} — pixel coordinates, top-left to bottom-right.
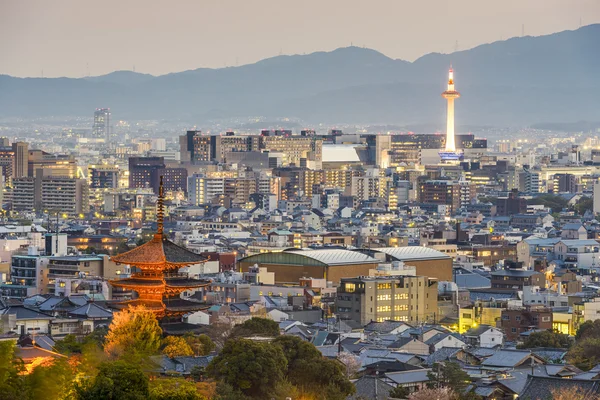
{"left": 439, "top": 67, "right": 463, "bottom": 161}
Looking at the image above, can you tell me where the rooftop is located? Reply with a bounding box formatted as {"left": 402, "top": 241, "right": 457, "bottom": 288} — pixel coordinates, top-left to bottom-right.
{"left": 370, "top": 246, "right": 451, "bottom": 261}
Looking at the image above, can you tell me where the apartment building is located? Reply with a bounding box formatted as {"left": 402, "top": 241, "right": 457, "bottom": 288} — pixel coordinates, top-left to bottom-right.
{"left": 336, "top": 275, "right": 438, "bottom": 326}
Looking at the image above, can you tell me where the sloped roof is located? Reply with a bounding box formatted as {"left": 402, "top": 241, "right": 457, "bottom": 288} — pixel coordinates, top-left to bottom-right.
{"left": 111, "top": 235, "right": 206, "bottom": 267}
{"left": 1, "top": 305, "right": 53, "bottom": 320}
{"left": 520, "top": 376, "right": 600, "bottom": 400}
{"left": 69, "top": 303, "right": 113, "bottom": 319}
{"left": 347, "top": 375, "right": 394, "bottom": 400}
{"left": 385, "top": 369, "right": 431, "bottom": 385}
{"left": 481, "top": 350, "right": 540, "bottom": 368}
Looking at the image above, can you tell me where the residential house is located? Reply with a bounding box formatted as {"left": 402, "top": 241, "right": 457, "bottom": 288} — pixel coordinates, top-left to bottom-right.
{"left": 464, "top": 325, "right": 504, "bottom": 348}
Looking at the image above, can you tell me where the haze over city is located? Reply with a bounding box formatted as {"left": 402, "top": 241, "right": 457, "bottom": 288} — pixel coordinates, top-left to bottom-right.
{"left": 1, "top": 0, "right": 599, "bottom": 77}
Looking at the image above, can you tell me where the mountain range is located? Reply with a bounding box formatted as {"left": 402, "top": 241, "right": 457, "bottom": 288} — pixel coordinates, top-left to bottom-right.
{"left": 1, "top": 24, "right": 599, "bottom": 126}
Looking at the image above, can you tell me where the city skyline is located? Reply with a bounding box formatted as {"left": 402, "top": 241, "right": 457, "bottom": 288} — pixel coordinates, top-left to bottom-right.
{"left": 1, "top": 0, "right": 598, "bottom": 78}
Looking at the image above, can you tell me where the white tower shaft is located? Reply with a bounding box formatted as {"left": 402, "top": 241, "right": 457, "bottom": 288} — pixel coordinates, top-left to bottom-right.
{"left": 445, "top": 98, "right": 456, "bottom": 152}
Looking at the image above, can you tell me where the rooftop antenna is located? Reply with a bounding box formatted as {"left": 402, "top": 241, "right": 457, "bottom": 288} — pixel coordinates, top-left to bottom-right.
{"left": 521, "top": 24, "right": 525, "bottom": 37}
{"left": 454, "top": 40, "right": 459, "bottom": 52}
{"left": 86, "top": 62, "right": 90, "bottom": 77}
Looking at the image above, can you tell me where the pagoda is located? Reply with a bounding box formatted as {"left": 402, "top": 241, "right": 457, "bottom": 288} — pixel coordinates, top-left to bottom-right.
{"left": 110, "top": 177, "right": 210, "bottom": 318}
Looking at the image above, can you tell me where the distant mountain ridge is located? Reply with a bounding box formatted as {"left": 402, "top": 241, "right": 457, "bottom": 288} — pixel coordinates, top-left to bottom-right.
{"left": 1, "top": 24, "right": 599, "bottom": 125}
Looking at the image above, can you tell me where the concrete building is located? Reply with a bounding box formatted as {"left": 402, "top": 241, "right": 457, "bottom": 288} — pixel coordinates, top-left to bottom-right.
{"left": 361, "top": 247, "right": 453, "bottom": 282}
{"left": 336, "top": 275, "right": 438, "bottom": 325}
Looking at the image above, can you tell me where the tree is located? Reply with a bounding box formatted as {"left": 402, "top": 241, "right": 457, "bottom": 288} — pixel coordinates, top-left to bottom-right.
{"left": 575, "top": 197, "right": 594, "bottom": 216}
{"left": 576, "top": 319, "right": 600, "bottom": 341}
{"left": 229, "top": 317, "right": 280, "bottom": 338}
{"left": 104, "top": 305, "right": 162, "bottom": 360}
{"left": 162, "top": 336, "right": 194, "bottom": 359}
{"left": 389, "top": 386, "right": 410, "bottom": 399}
{"left": 272, "top": 335, "right": 355, "bottom": 400}
{"left": 24, "top": 358, "right": 75, "bottom": 400}
{"left": 149, "top": 378, "right": 206, "bottom": 400}
{"left": 408, "top": 388, "right": 457, "bottom": 400}
{"left": 183, "top": 334, "right": 216, "bottom": 356}
{"left": 427, "top": 362, "right": 472, "bottom": 394}
{"left": 75, "top": 360, "right": 149, "bottom": 400}
{"left": 550, "top": 386, "right": 597, "bottom": 400}
{"left": 0, "top": 341, "right": 26, "bottom": 400}
{"left": 517, "top": 330, "right": 572, "bottom": 349}
{"left": 337, "top": 352, "right": 361, "bottom": 378}
{"left": 527, "top": 194, "right": 569, "bottom": 214}
{"left": 206, "top": 338, "right": 287, "bottom": 398}
{"left": 567, "top": 337, "right": 600, "bottom": 371}
{"left": 55, "top": 334, "right": 83, "bottom": 355}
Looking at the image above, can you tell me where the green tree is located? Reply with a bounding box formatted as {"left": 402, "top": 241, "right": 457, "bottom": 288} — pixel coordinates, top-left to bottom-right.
{"left": 162, "top": 336, "right": 194, "bottom": 359}
{"left": 183, "top": 334, "right": 216, "bottom": 356}
{"left": 206, "top": 338, "right": 287, "bottom": 398}
{"left": 0, "top": 341, "right": 25, "bottom": 400}
{"left": 389, "top": 385, "right": 410, "bottom": 399}
{"left": 230, "top": 317, "right": 280, "bottom": 338}
{"left": 24, "top": 358, "right": 75, "bottom": 400}
{"left": 427, "top": 362, "right": 472, "bottom": 393}
{"left": 54, "top": 334, "right": 83, "bottom": 355}
{"left": 75, "top": 360, "right": 149, "bottom": 400}
{"left": 576, "top": 319, "right": 600, "bottom": 341}
{"left": 272, "top": 335, "right": 355, "bottom": 400}
{"left": 575, "top": 197, "right": 594, "bottom": 215}
{"left": 149, "top": 378, "right": 206, "bottom": 400}
{"left": 527, "top": 194, "right": 569, "bottom": 213}
{"left": 567, "top": 337, "right": 600, "bottom": 371}
{"left": 517, "top": 330, "right": 572, "bottom": 349}
{"left": 104, "top": 305, "right": 163, "bottom": 360}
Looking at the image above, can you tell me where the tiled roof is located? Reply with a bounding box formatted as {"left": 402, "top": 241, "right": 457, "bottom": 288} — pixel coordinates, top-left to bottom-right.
{"left": 347, "top": 375, "right": 394, "bottom": 400}
{"left": 111, "top": 235, "right": 206, "bottom": 267}
{"left": 385, "top": 369, "right": 431, "bottom": 385}
{"left": 69, "top": 303, "right": 113, "bottom": 319}
{"left": 481, "top": 350, "right": 536, "bottom": 368}
{"left": 520, "top": 376, "right": 600, "bottom": 400}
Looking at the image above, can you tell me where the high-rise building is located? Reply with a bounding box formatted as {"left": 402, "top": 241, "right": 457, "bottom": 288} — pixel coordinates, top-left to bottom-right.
{"left": 12, "top": 142, "right": 29, "bottom": 179}
{"left": 128, "top": 157, "right": 165, "bottom": 191}
{"left": 89, "top": 165, "right": 119, "bottom": 189}
{"left": 92, "top": 108, "right": 111, "bottom": 141}
{"left": 419, "top": 179, "right": 475, "bottom": 215}
{"left": 351, "top": 169, "right": 386, "bottom": 202}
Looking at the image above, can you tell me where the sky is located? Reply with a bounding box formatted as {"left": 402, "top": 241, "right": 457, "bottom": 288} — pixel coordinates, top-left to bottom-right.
{"left": 1, "top": 0, "right": 599, "bottom": 78}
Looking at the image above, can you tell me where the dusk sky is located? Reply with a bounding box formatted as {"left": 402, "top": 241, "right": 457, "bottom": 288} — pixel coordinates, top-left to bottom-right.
{"left": 1, "top": 0, "right": 599, "bottom": 78}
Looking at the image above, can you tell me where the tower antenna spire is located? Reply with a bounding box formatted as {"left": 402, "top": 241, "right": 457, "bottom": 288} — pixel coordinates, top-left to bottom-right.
{"left": 156, "top": 176, "right": 164, "bottom": 237}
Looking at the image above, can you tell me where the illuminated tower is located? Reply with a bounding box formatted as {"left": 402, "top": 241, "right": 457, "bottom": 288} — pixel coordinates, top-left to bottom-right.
{"left": 439, "top": 68, "right": 462, "bottom": 161}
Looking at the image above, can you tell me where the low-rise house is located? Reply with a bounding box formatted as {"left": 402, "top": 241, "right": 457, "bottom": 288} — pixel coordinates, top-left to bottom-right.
{"left": 384, "top": 369, "right": 430, "bottom": 393}
{"left": 464, "top": 325, "right": 504, "bottom": 348}
{"left": 387, "top": 337, "right": 429, "bottom": 355}
{"left": 480, "top": 349, "right": 546, "bottom": 369}
{"left": 519, "top": 376, "right": 600, "bottom": 400}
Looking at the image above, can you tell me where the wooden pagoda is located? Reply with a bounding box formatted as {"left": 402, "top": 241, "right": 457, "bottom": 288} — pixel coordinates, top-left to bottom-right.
{"left": 110, "top": 177, "right": 210, "bottom": 318}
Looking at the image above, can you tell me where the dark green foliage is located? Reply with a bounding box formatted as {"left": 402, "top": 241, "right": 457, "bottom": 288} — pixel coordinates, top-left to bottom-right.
{"left": 427, "top": 362, "right": 472, "bottom": 393}
{"left": 575, "top": 197, "right": 594, "bottom": 215}
{"left": 517, "top": 330, "right": 572, "bottom": 349}
{"left": 183, "top": 333, "right": 216, "bottom": 356}
{"left": 75, "top": 360, "right": 149, "bottom": 400}
{"left": 229, "top": 317, "right": 280, "bottom": 338}
{"left": 576, "top": 320, "right": 600, "bottom": 341}
{"left": 149, "top": 378, "right": 206, "bottom": 400}
{"left": 0, "top": 341, "right": 26, "bottom": 400}
{"left": 206, "top": 338, "right": 287, "bottom": 398}
{"left": 272, "top": 335, "right": 355, "bottom": 400}
{"left": 527, "top": 194, "right": 569, "bottom": 213}
{"left": 389, "top": 385, "right": 410, "bottom": 399}
{"left": 567, "top": 337, "right": 600, "bottom": 371}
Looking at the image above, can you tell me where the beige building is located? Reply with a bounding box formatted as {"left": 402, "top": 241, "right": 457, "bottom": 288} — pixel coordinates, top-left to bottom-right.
{"left": 336, "top": 275, "right": 438, "bottom": 326}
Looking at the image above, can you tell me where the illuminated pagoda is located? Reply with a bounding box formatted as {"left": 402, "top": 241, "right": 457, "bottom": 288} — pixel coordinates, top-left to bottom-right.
{"left": 110, "top": 177, "right": 210, "bottom": 319}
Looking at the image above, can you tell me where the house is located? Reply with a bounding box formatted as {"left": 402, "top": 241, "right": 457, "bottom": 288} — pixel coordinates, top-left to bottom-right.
{"left": 184, "top": 310, "right": 210, "bottom": 325}
{"left": 480, "top": 349, "right": 546, "bottom": 369}
{"left": 561, "top": 223, "right": 587, "bottom": 240}
{"left": 364, "top": 320, "right": 412, "bottom": 335}
{"left": 425, "top": 333, "right": 466, "bottom": 352}
{"left": 267, "top": 309, "right": 289, "bottom": 322}
{"left": 467, "top": 380, "right": 518, "bottom": 399}
{"left": 14, "top": 345, "right": 67, "bottom": 373}
{"left": 384, "top": 369, "right": 430, "bottom": 393}
{"left": 0, "top": 304, "right": 54, "bottom": 335}
{"left": 347, "top": 375, "right": 394, "bottom": 400}
{"left": 464, "top": 325, "right": 504, "bottom": 348}
{"left": 520, "top": 376, "right": 600, "bottom": 400}
{"left": 387, "top": 337, "right": 429, "bottom": 355}
{"left": 151, "top": 355, "right": 214, "bottom": 376}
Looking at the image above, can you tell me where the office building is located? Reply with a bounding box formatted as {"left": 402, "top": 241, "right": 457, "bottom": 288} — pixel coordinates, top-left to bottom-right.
{"left": 336, "top": 275, "right": 438, "bottom": 325}
{"left": 89, "top": 165, "right": 119, "bottom": 189}
{"left": 418, "top": 179, "right": 475, "bottom": 215}
{"left": 92, "top": 108, "right": 110, "bottom": 141}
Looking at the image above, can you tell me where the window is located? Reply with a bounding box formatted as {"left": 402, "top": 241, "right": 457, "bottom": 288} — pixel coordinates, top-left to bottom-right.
{"left": 542, "top": 316, "right": 551, "bottom": 322}
{"left": 394, "top": 293, "right": 408, "bottom": 300}
{"left": 511, "top": 328, "right": 517, "bottom": 333}
{"left": 515, "top": 316, "right": 521, "bottom": 321}
{"left": 502, "top": 315, "right": 510, "bottom": 320}
{"left": 394, "top": 305, "right": 408, "bottom": 311}
{"left": 345, "top": 283, "right": 356, "bottom": 293}
{"left": 377, "top": 283, "right": 392, "bottom": 290}
{"left": 377, "top": 294, "right": 391, "bottom": 301}
{"left": 377, "top": 305, "right": 391, "bottom": 312}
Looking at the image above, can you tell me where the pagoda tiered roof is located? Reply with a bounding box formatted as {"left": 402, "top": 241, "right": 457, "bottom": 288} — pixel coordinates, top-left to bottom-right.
{"left": 111, "top": 235, "right": 206, "bottom": 269}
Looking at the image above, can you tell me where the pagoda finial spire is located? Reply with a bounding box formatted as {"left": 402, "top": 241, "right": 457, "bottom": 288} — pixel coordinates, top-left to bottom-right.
{"left": 156, "top": 175, "right": 164, "bottom": 237}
